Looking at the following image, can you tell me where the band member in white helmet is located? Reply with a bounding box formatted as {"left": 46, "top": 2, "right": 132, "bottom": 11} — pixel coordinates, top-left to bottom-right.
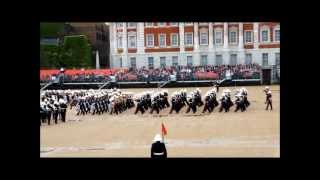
{"left": 151, "top": 134, "right": 167, "bottom": 159}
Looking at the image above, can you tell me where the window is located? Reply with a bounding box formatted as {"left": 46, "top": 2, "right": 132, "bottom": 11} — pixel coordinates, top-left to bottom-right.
{"left": 116, "top": 23, "right": 123, "bottom": 28}
{"left": 200, "top": 55, "right": 208, "bottom": 66}
{"left": 130, "top": 57, "right": 136, "bottom": 68}
{"left": 185, "top": 22, "right": 193, "bottom": 26}
{"left": 128, "top": 35, "right": 136, "bottom": 48}
{"left": 145, "top": 22, "right": 153, "bottom": 27}
{"left": 148, "top": 57, "right": 154, "bottom": 69}
{"left": 214, "top": 30, "right": 223, "bottom": 45}
{"left": 187, "top": 56, "right": 193, "bottom": 66}
{"left": 146, "top": 34, "right": 154, "bottom": 47}
{"left": 230, "top": 54, "right": 237, "bottom": 65}
{"left": 275, "top": 29, "right": 280, "bottom": 42}
{"left": 261, "top": 29, "right": 269, "bottom": 42}
{"left": 172, "top": 56, "right": 178, "bottom": 66}
{"left": 170, "top": 22, "right": 178, "bottom": 26}
{"left": 117, "top": 35, "right": 123, "bottom": 48}
{"left": 119, "top": 57, "right": 123, "bottom": 68}
{"left": 275, "top": 53, "right": 280, "bottom": 66}
{"left": 229, "top": 31, "right": 237, "bottom": 44}
{"left": 216, "top": 55, "right": 223, "bottom": 65}
{"left": 128, "top": 23, "right": 136, "bottom": 28}
{"left": 160, "top": 57, "right": 166, "bottom": 68}
{"left": 159, "top": 34, "right": 166, "bottom": 47}
{"left": 158, "top": 22, "right": 166, "bottom": 26}
{"left": 200, "top": 30, "right": 208, "bottom": 45}
{"left": 245, "top": 31, "right": 253, "bottom": 43}
{"left": 185, "top": 33, "right": 193, "bottom": 46}
{"left": 262, "top": 53, "right": 268, "bottom": 66}
{"left": 171, "top": 33, "right": 179, "bottom": 47}
{"left": 245, "top": 53, "right": 252, "bottom": 65}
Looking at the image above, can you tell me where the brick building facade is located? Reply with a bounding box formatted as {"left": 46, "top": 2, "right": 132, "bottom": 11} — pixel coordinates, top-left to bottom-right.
{"left": 68, "top": 23, "right": 110, "bottom": 68}
{"left": 109, "top": 22, "right": 280, "bottom": 69}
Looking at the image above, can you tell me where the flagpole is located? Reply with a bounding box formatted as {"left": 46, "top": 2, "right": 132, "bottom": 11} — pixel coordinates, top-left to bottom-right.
{"left": 162, "top": 120, "right": 165, "bottom": 144}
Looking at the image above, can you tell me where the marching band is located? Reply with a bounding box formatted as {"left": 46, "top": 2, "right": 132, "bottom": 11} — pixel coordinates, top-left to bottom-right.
{"left": 40, "top": 86, "right": 275, "bottom": 125}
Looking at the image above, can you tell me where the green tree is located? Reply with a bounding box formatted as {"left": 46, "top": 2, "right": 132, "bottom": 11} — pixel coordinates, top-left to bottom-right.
{"left": 40, "top": 23, "right": 65, "bottom": 38}
{"left": 63, "top": 35, "right": 93, "bottom": 68}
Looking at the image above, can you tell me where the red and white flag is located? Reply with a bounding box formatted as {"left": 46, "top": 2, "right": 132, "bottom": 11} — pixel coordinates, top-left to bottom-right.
{"left": 161, "top": 122, "right": 167, "bottom": 136}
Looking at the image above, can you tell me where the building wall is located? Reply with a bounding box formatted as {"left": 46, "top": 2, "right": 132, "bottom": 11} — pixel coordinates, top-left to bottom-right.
{"left": 69, "top": 23, "right": 110, "bottom": 68}
{"left": 109, "top": 22, "right": 280, "bottom": 68}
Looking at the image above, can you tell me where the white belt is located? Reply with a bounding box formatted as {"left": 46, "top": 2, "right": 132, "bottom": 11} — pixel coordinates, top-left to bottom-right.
{"left": 153, "top": 152, "right": 164, "bottom": 155}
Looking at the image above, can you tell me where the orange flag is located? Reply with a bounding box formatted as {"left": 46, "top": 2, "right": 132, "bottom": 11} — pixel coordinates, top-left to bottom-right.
{"left": 161, "top": 122, "right": 167, "bottom": 136}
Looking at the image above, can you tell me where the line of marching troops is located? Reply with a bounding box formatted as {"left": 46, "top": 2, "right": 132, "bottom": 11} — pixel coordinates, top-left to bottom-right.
{"left": 40, "top": 86, "right": 273, "bottom": 125}
{"left": 40, "top": 91, "right": 68, "bottom": 126}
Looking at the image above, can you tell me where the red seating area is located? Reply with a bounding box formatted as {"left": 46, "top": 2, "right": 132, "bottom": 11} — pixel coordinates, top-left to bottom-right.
{"left": 40, "top": 69, "right": 123, "bottom": 80}
{"left": 194, "top": 72, "right": 219, "bottom": 80}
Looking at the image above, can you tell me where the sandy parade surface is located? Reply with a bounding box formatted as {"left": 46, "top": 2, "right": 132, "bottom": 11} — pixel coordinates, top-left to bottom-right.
{"left": 40, "top": 85, "right": 280, "bottom": 157}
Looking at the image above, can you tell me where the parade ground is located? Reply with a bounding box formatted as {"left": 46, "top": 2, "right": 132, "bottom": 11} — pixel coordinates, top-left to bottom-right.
{"left": 40, "top": 85, "right": 280, "bottom": 157}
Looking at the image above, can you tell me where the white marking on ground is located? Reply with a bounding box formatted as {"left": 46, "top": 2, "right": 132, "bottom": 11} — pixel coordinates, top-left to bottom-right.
{"left": 40, "top": 135, "right": 279, "bottom": 157}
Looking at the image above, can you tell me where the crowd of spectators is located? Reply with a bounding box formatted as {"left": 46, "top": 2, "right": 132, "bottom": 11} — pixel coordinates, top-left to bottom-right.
{"left": 40, "top": 63, "right": 261, "bottom": 83}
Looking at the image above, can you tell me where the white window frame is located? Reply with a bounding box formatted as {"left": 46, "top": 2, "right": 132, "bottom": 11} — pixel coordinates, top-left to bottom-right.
{"left": 128, "top": 22, "right": 136, "bottom": 28}
{"left": 160, "top": 57, "right": 166, "bottom": 67}
{"left": 148, "top": 57, "right": 154, "bottom": 69}
{"left": 262, "top": 53, "right": 268, "bottom": 66}
{"left": 214, "top": 29, "right": 223, "bottom": 45}
{"left": 260, "top": 26, "right": 270, "bottom": 43}
{"left": 230, "top": 54, "right": 237, "bottom": 65}
{"left": 128, "top": 34, "right": 136, "bottom": 48}
{"left": 275, "top": 53, "right": 280, "bottom": 65}
{"left": 228, "top": 28, "right": 238, "bottom": 44}
{"left": 158, "top": 33, "right": 166, "bottom": 48}
{"left": 244, "top": 30, "right": 253, "bottom": 44}
{"left": 245, "top": 53, "right": 252, "bottom": 65}
{"left": 130, "top": 57, "right": 136, "bottom": 68}
{"left": 184, "top": 32, "right": 193, "bottom": 46}
{"left": 172, "top": 56, "right": 178, "bottom": 66}
{"left": 273, "top": 26, "right": 280, "bottom": 42}
{"left": 117, "top": 34, "right": 123, "bottom": 48}
{"left": 187, "top": 56, "right": 193, "bottom": 66}
{"left": 200, "top": 55, "right": 208, "bottom": 66}
{"left": 146, "top": 34, "right": 154, "bottom": 47}
{"left": 170, "top": 33, "right": 179, "bottom": 47}
{"left": 216, "top": 54, "right": 223, "bottom": 65}
{"left": 170, "top": 22, "right": 178, "bottom": 26}
{"left": 185, "top": 22, "right": 193, "bottom": 26}
{"left": 158, "top": 22, "right": 166, "bottom": 27}
{"left": 145, "top": 22, "right": 153, "bottom": 27}
{"left": 199, "top": 28, "right": 208, "bottom": 45}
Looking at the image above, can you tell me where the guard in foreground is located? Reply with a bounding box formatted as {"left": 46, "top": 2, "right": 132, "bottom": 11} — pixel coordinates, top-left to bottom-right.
{"left": 151, "top": 134, "right": 167, "bottom": 159}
